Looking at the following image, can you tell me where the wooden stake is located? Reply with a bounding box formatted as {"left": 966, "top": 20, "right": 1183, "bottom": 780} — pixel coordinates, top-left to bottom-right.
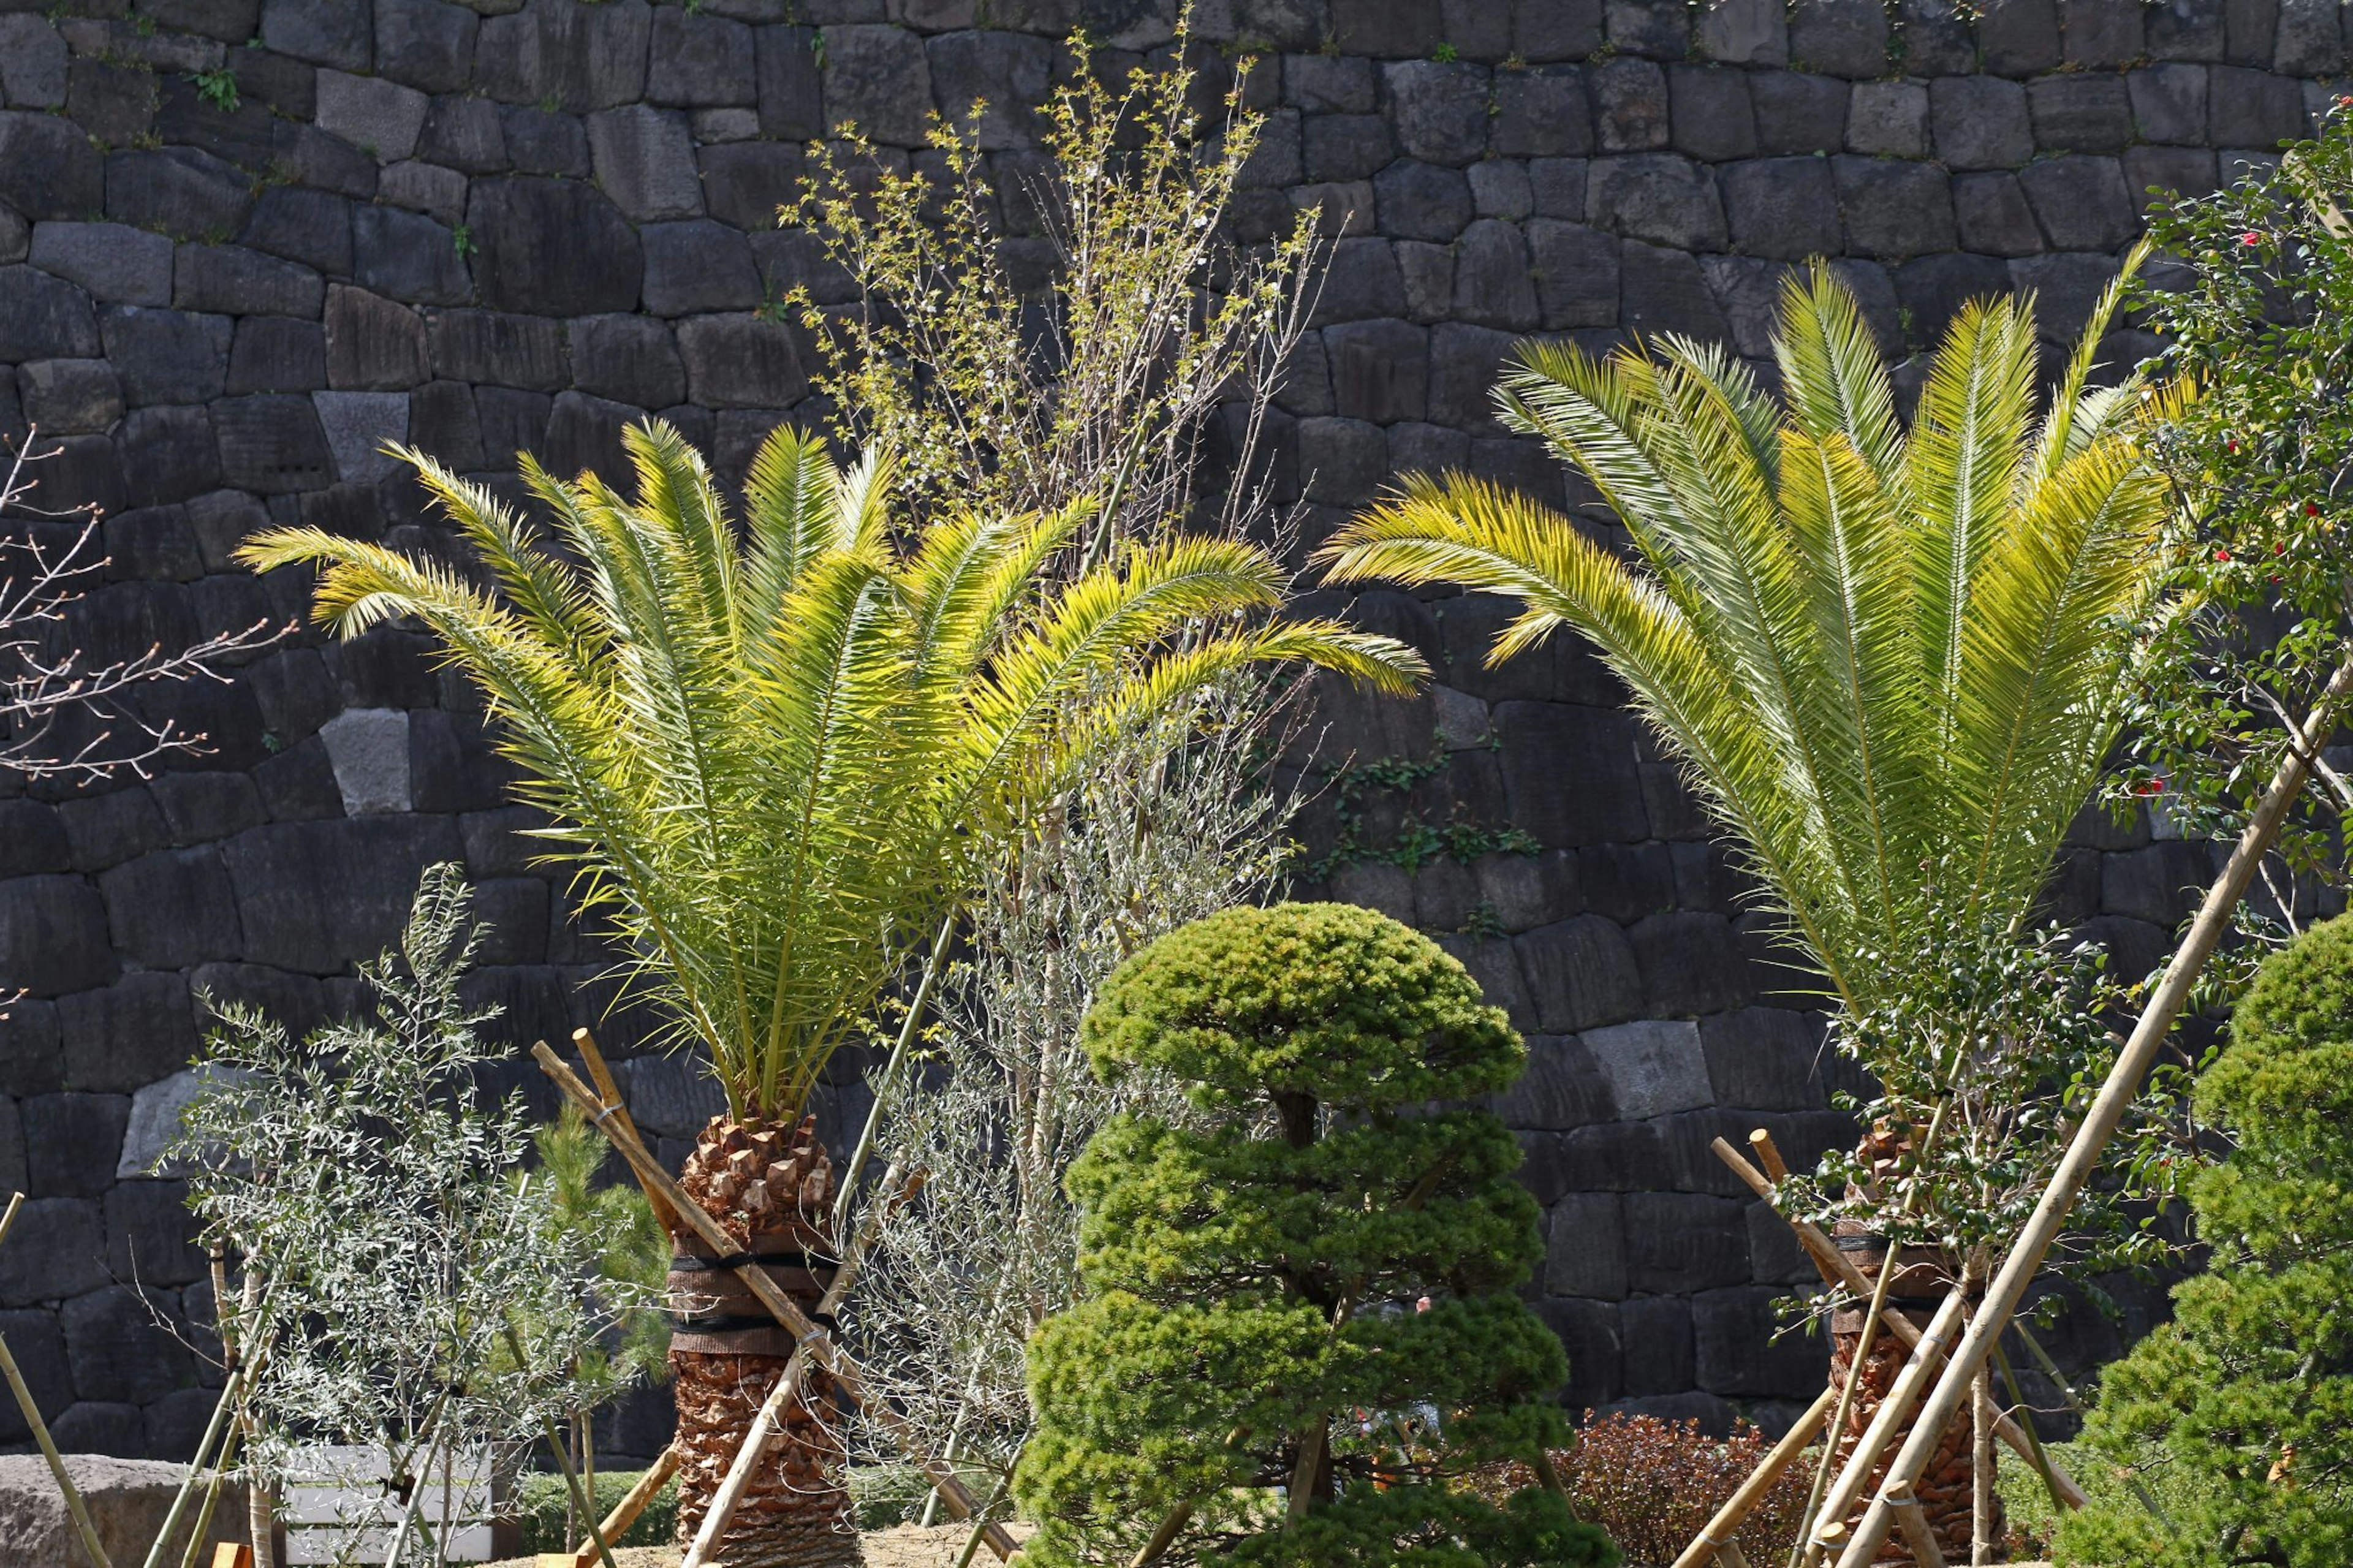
{"left": 570, "top": 1028, "right": 679, "bottom": 1236}
{"left": 681, "top": 1358, "right": 811, "bottom": 1568}
{"left": 1970, "top": 1371, "right": 1994, "bottom": 1567}
{"left": 1806, "top": 1290, "right": 1968, "bottom": 1554}
{"left": 1748, "top": 1127, "right": 1789, "bottom": 1183}
{"left": 531, "top": 1042, "right": 1020, "bottom": 1563}
{"left": 1709, "top": 1137, "right": 2087, "bottom": 1508}
{"left": 570, "top": 1446, "right": 678, "bottom": 1568}
{"left": 208, "top": 1550, "right": 252, "bottom": 1568}
{"left": 1669, "top": 1387, "right": 1834, "bottom": 1568}
{"left": 1833, "top": 650, "right": 2353, "bottom": 1568}
{"left": 1887, "top": 1486, "right": 1946, "bottom": 1568}
{"left": 1716, "top": 1541, "right": 1754, "bottom": 1568}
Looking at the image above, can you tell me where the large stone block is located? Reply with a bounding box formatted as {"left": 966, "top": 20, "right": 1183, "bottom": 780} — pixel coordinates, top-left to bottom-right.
{"left": 0, "top": 875, "right": 113, "bottom": 998}
{"left": 1371, "top": 159, "right": 1472, "bottom": 241}
{"left": 1322, "top": 316, "right": 1429, "bottom": 423}
{"left": 28, "top": 222, "right": 172, "bottom": 308}
{"left": 172, "top": 243, "right": 325, "bottom": 319}
{"left": 315, "top": 70, "right": 430, "bottom": 164}
{"left": 63, "top": 1286, "right": 196, "bottom": 1405}
{"left": 0, "top": 1195, "right": 106, "bottom": 1306}
{"left": 105, "top": 1179, "right": 207, "bottom": 1287}
{"left": 928, "top": 30, "right": 1055, "bottom": 151}
{"left": 641, "top": 219, "right": 762, "bottom": 316}
{"left": 2210, "top": 64, "right": 2303, "bottom": 150}
{"left": 474, "top": 0, "right": 652, "bottom": 114}
{"left": 1311, "top": 235, "right": 1407, "bottom": 324}
{"left": 501, "top": 104, "right": 592, "bottom": 177}
{"left": 540, "top": 389, "right": 645, "bottom": 488}
{"left": 1668, "top": 64, "right": 1757, "bottom": 162}
{"left": 0, "top": 1452, "right": 247, "bottom": 1566}
{"left": 1981, "top": 0, "right": 2066, "bottom": 76}
{"left": 22, "top": 1093, "right": 130, "bottom": 1198}
{"left": 2128, "top": 61, "right": 2208, "bottom": 146}
{"left": 1493, "top": 66, "right": 1593, "bottom": 158}
{"left": 0, "top": 15, "right": 67, "bottom": 110}
{"left": 239, "top": 187, "right": 354, "bottom": 279}
{"left": 1953, "top": 171, "right": 2045, "bottom": 256}
{"left": 1588, "top": 153, "right": 1726, "bottom": 251}
{"left": 1623, "top": 240, "right": 1732, "bottom": 339}
{"left": 468, "top": 176, "right": 642, "bottom": 314}
{"left": 699, "top": 141, "right": 804, "bottom": 233}
{"left": 820, "top": 24, "right": 934, "bottom": 145}
{"left": 376, "top": 0, "right": 479, "bottom": 94}
{"left": 96, "top": 849, "right": 241, "bottom": 972}
{"left": 1788, "top": 0, "right": 1889, "bottom": 77}
{"left": 419, "top": 94, "right": 507, "bottom": 175}
{"left": 568, "top": 313, "right": 686, "bottom": 410}
{"left": 676, "top": 312, "right": 807, "bottom": 408}
{"left": 0, "top": 265, "right": 98, "bottom": 360}
{"left": 1385, "top": 59, "right": 1489, "bottom": 165}
{"left": 1452, "top": 218, "right": 1539, "bottom": 329}
{"left": 1494, "top": 700, "right": 1650, "bottom": 846}
{"left": 1583, "top": 1017, "right": 1711, "bottom": 1118}
{"left": 2029, "top": 72, "right": 2135, "bottom": 153}
{"left": 0, "top": 111, "right": 102, "bottom": 222}
{"left": 1546, "top": 1194, "right": 1627, "bottom": 1300}
{"left": 1847, "top": 80, "right": 1928, "bottom": 158}
{"left": 313, "top": 389, "right": 409, "bottom": 485}
{"left": 1834, "top": 156, "right": 1955, "bottom": 259}
{"left": 324, "top": 286, "right": 428, "bottom": 390}
{"left": 1516, "top": 915, "right": 1642, "bottom": 1033}
{"left": 2017, "top": 154, "right": 2137, "bottom": 251}
{"left": 1492, "top": 1032, "right": 1615, "bottom": 1129}
{"left": 213, "top": 393, "right": 335, "bottom": 493}
{"left": 1698, "top": 1006, "right": 1829, "bottom": 1112}
{"left": 224, "top": 814, "right": 464, "bottom": 974}
{"left": 225, "top": 317, "right": 326, "bottom": 395}
{"left": 755, "top": 25, "right": 823, "bottom": 140}
{"left": 1893, "top": 252, "right": 2015, "bottom": 347}
{"left": 1629, "top": 909, "right": 1754, "bottom": 1016}
{"left": 586, "top": 104, "right": 704, "bottom": 222}
{"left": 425, "top": 308, "right": 567, "bottom": 389}
{"left": 1296, "top": 415, "right": 1387, "bottom": 507}
{"left": 1719, "top": 156, "right": 1840, "bottom": 260}
{"left": 1624, "top": 1191, "right": 1749, "bottom": 1292}
{"left": 1618, "top": 1293, "right": 1696, "bottom": 1394}
{"left": 1533, "top": 1295, "right": 1621, "bottom": 1410}
{"left": 1694, "top": 1284, "right": 1826, "bottom": 1397}
{"left": 350, "top": 204, "right": 472, "bottom": 306}
{"left": 1523, "top": 217, "right": 1617, "bottom": 328}
{"left": 1593, "top": 56, "right": 1668, "bottom": 152}
{"left": 1752, "top": 70, "right": 1847, "bottom": 154}
{"left": 18, "top": 358, "right": 119, "bottom": 434}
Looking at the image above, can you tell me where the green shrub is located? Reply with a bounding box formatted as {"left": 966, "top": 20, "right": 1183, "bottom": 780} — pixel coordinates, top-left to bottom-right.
{"left": 517, "top": 1467, "right": 678, "bottom": 1550}
{"left": 2057, "top": 915, "right": 2353, "bottom": 1566}
{"left": 1016, "top": 902, "right": 1618, "bottom": 1567}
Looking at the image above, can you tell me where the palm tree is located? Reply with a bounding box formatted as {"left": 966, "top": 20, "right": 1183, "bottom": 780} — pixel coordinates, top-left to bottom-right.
{"left": 239, "top": 419, "right": 1423, "bottom": 1568}
{"left": 1317, "top": 258, "right": 2177, "bottom": 1556}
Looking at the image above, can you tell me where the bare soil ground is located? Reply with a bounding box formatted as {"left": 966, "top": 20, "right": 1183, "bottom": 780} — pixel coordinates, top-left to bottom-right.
{"left": 485, "top": 1523, "right": 1017, "bottom": 1567}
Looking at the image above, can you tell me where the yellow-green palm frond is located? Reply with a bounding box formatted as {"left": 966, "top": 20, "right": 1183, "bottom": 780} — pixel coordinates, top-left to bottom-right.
{"left": 1317, "top": 268, "right": 2177, "bottom": 1011}
{"left": 241, "top": 417, "right": 1422, "bottom": 1123}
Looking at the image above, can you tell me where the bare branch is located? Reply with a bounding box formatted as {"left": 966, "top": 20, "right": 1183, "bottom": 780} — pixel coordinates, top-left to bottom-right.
{"left": 0, "top": 427, "right": 289, "bottom": 783}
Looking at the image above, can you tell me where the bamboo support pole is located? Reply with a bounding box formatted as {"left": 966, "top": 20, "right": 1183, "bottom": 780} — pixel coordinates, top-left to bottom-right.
{"left": 680, "top": 1360, "right": 810, "bottom": 1568}
{"left": 1709, "top": 1137, "right": 2088, "bottom": 1509}
{"left": 1806, "top": 1289, "right": 1969, "bottom": 1554}
{"left": 570, "top": 1029, "right": 679, "bottom": 1236}
{"left": 681, "top": 1164, "right": 911, "bottom": 1568}
{"left": 531, "top": 1041, "right": 1020, "bottom": 1563}
{"left": 570, "top": 1445, "right": 678, "bottom": 1568}
{"left": 1970, "top": 1373, "right": 1995, "bottom": 1567}
{"left": 1716, "top": 1541, "right": 1754, "bottom": 1568}
{"left": 835, "top": 912, "right": 956, "bottom": 1237}
{"left": 0, "top": 1192, "right": 113, "bottom": 1568}
{"left": 1887, "top": 1487, "right": 1947, "bottom": 1567}
{"left": 140, "top": 1368, "right": 245, "bottom": 1568}
{"left": 1832, "top": 650, "right": 2353, "bottom": 1568}
{"left": 1669, "top": 1387, "right": 1836, "bottom": 1568}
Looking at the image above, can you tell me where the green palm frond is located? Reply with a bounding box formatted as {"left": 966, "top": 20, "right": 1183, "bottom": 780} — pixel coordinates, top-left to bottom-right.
{"left": 1319, "top": 251, "right": 2175, "bottom": 1010}
{"left": 240, "top": 422, "right": 1427, "bottom": 1123}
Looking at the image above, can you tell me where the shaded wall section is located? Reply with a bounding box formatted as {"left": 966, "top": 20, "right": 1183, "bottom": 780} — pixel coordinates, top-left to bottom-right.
{"left": 0, "top": 0, "right": 2311, "bottom": 1460}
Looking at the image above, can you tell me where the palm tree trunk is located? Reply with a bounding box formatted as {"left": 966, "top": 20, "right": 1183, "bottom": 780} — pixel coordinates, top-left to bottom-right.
{"left": 1825, "top": 1224, "right": 1986, "bottom": 1565}
{"left": 670, "top": 1115, "right": 863, "bottom": 1568}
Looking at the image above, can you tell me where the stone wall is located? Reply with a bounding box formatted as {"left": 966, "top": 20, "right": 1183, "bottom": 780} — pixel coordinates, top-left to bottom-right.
{"left": 0, "top": 0, "right": 2308, "bottom": 1462}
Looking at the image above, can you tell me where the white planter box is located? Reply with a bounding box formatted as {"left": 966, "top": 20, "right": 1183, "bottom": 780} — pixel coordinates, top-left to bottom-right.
{"left": 279, "top": 1445, "right": 498, "bottom": 1565}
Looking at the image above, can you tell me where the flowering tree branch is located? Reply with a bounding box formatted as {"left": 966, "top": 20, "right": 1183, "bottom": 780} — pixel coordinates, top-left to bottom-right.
{"left": 1, "top": 427, "right": 286, "bottom": 784}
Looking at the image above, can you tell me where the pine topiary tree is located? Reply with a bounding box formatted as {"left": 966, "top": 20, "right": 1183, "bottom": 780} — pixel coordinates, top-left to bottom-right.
{"left": 2059, "top": 915, "right": 2353, "bottom": 1567}
{"left": 1015, "top": 901, "right": 1618, "bottom": 1567}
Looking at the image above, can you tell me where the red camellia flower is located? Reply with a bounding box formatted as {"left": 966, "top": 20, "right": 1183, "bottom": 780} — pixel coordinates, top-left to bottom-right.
{"left": 2135, "top": 777, "right": 2167, "bottom": 797}
{"left": 2229, "top": 439, "right": 2242, "bottom": 453}
{"left": 2243, "top": 231, "right": 2265, "bottom": 246}
{"left": 2278, "top": 542, "right": 2289, "bottom": 555}
{"left": 2216, "top": 548, "right": 2233, "bottom": 561}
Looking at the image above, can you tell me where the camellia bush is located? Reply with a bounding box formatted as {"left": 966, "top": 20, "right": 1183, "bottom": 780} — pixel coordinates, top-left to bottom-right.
{"left": 1015, "top": 902, "right": 1616, "bottom": 1567}
{"left": 2058, "top": 916, "right": 2353, "bottom": 1566}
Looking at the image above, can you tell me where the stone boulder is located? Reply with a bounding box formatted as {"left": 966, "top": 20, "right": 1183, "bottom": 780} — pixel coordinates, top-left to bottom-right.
{"left": 0, "top": 1454, "right": 247, "bottom": 1568}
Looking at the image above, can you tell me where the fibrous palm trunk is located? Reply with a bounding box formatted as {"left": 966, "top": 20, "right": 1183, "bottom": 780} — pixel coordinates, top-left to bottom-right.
{"left": 1827, "top": 1221, "right": 1994, "bottom": 1564}
{"left": 670, "top": 1115, "right": 863, "bottom": 1568}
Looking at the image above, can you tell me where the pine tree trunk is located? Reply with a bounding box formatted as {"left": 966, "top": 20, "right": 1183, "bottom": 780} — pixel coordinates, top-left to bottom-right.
{"left": 669, "top": 1115, "right": 863, "bottom": 1568}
